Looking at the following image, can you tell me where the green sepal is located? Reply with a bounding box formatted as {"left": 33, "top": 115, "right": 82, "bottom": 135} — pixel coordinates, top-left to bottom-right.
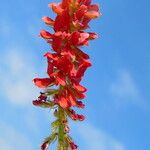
{"left": 42, "top": 132, "right": 57, "bottom": 146}
{"left": 45, "top": 89, "right": 59, "bottom": 95}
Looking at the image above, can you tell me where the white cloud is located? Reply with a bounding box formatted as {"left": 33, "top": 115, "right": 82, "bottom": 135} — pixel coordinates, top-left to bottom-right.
{"left": 0, "top": 48, "right": 39, "bottom": 105}
{"left": 0, "top": 139, "right": 12, "bottom": 150}
{"left": 76, "top": 123, "right": 125, "bottom": 150}
{"left": 110, "top": 70, "right": 139, "bottom": 100}
{"left": 0, "top": 122, "right": 33, "bottom": 150}
{"left": 110, "top": 70, "right": 145, "bottom": 107}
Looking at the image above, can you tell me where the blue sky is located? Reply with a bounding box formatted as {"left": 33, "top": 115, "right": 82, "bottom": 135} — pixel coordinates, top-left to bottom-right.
{"left": 0, "top": 0, "right": 150, "bottom": 149}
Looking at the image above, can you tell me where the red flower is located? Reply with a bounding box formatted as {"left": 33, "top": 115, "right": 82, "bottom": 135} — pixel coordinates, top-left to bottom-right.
{"left": 48, "top": 3, "right": 64, "bottom": 15}
{"left": 33, "top": 78, "right": 54, "bottom": 88}
{"left": 41, "top": 141, "right": 49, "bottom": 150}
{"left": 42, "top": 16, "right": 55, "bottom": 26}
{"left": 72, "top": 80, "right": 87, "bottom": 93}
{"left": 68, "top": 109, "right": 85, "bottom": 121}
{"left": 70, "top": 142, "right": 78, "bottom": 150}
{"left": 40, "top": 30, "right": 52, "bottom": 39}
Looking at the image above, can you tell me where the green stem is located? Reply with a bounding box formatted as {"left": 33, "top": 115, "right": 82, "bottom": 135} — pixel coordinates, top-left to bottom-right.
{"left": 57, "top": 106, "right": 66, "bottom": 150}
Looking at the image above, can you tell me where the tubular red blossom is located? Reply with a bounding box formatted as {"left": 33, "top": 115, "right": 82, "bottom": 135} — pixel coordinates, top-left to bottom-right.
{"left": 33, "top": 78, "right": 54, "bottom": 88}
{"left": 88, "top": 32, "right": 98, "bottom": 40}
{"left": 70, "top": 142, "right": 78, "bottom": 150}
{"left": 41, "top": 142, "right": 49, "bottom": 150}
{"left": 40, "top": 30, "right": 52, "bottom": 39}
{"left": 42, "top": 16, "right": 55, "bottom": 26}
{"left": 72, "top": 81, "right": 87, "bottom": 93}
{"left": 84, "top": 11, "right": 100, "bottom": 19}
{"left": 76, "top": 101, "right": 85, "bottom": 108}
{"left": 68, "top": 109, "right": 85, "bottom": 121}
{"left": 38, "top": 92, "right": 47, "bottom": 101}
{"left": 88, "top": 4, "right": 99, "bottom": 11}
{"left": 48, "top": 3, "right": 64, "bottom": 15}
{"left": 33, "top": 0, "right": 100, "bottom": 149}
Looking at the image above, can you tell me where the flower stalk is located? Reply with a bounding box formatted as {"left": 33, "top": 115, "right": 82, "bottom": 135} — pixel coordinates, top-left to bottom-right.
{"left": 33, "top": 0, "right": 100, "bottom": 149}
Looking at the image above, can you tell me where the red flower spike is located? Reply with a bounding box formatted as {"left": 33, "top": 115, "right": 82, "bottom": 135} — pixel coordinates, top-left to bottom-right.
{"left": 33, "top": 0, "right": 100, "bottom": 149}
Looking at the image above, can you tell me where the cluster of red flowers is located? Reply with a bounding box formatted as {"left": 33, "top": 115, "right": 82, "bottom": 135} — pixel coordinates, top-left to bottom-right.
{"left": 33, "top": 0, "right": 100, "bottom": 150}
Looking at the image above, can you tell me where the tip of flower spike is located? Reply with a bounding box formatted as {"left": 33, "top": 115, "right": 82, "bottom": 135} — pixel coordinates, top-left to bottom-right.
{"left": 48, "top": 3, "right": 63, "bottom": 15}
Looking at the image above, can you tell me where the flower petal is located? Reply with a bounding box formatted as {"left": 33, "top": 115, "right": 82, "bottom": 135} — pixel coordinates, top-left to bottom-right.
{"left": 48, "top": 3, "right": 63, "bottom": 15}
{"left": 42, "top": 16, "right": 55, "bottom": 26}
{"left": 56, "top": 72, "right": 66, "bottom": 86}
{"left": 88, "top": 32, "right": 98, "bottom": 40}
{"left": 73, "top": 81, "right": 87, "bottom": 93}
{"left": 85, "top": 11, "right": 100, "bottom": 19}
{"left": 33, "top": 78, "right": 54, "bottom": 88}
{"left": 88, "top": 4, "right": 99, "bottom": 11}
{"left": 41, "top": 141, "right": 49, "bottom": 150}
{"left": 40, "top": 30, "right": 52, "bottom": 39}
{"left": 57, "top": 96, "right": 69, "bottom": 108}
